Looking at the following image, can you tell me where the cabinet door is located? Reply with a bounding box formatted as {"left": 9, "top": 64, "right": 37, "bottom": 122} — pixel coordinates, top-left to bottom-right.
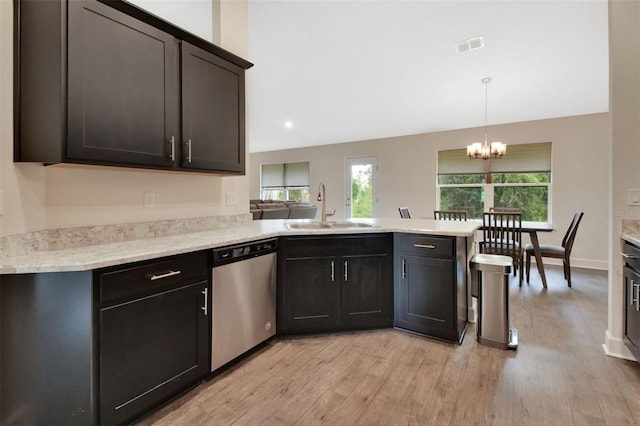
{"left": 281, "top": 257, "right": 339, "bottom": 332}
{"left": 181, "top": 42, "right": 245, "bottom": 173}
{"left": 395, "top": 254, "right": 456, "bottom": 340}
{"left": 624, "top": 267, "right": 640, "bottom": 359}
{"left": 340, "top": 254, "right": 392, "bottom": 329}
{"left": 67, "top": 0, "right": 179, "bottom": 167}
{"left": 99, "top": 281, "right": 208, "bottom": 425}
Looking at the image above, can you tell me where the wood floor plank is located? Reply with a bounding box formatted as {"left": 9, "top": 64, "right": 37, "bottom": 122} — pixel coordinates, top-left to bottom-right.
{"left": 140, "top": 267, "right": 640, "bottom": 426}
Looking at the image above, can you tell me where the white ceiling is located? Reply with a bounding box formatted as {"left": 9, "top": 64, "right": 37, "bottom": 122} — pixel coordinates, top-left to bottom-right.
{"left": 247, "top": 0, "right": 609, "bottom": 153}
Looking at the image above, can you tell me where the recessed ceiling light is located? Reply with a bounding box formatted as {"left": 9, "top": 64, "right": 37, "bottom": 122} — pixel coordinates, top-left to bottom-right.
{"left": 284, "top": 121, "right": 293, "bottom": 128}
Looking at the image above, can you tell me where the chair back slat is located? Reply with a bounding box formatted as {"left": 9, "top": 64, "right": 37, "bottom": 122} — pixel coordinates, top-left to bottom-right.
{"left": 562, "top": 212, "right": 584, "bottom": 248}
{"left": 434, "top": 210, "right": 468, "bottom": 221}
{"left": 563, "top": 212, "right": 584, "bottom": 254}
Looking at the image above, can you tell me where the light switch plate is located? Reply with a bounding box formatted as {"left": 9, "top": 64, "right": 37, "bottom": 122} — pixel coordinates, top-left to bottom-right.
{"left": 143, "top": 191, "right": 156, "bottom": 208}
{"left": 629, "top": 189, "right": 640, "bottom": 206}
{"left": 226, "top": 192, "right": 237, "bottom": 206}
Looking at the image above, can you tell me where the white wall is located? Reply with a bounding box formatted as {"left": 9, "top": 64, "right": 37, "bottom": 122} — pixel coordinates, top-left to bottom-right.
{"left": 605, "top": 0, "right": 640, "bottom": 359}
{"left": 250, "top": 113, "right": 610, "bottom": 270}
{"left": 0, "top": 0, "right": 250, "bottom": 237}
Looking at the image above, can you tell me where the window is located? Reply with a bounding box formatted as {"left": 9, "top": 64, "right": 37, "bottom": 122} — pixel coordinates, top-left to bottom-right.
{"left": 261, "top": 162, "right": 310, "bottom": 202}
{"left": 437, "top": 142, "right": 551, "bottom": 222}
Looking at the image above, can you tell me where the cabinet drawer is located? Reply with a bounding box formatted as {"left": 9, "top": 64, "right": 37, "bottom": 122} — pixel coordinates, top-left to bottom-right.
{"left": 396, "top": 234, "right": 454, "bottom": 258}
{"left": 99, "top": 251, "right": 208, "bottom": 305}
{"left": 282, "top": 234, "right": 391, "bottom": 258}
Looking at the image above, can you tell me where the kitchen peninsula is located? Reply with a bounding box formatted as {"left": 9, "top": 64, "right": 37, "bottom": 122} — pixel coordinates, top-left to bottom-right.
{"left": 0, "top": 217, "right": 478, "bottom": 425}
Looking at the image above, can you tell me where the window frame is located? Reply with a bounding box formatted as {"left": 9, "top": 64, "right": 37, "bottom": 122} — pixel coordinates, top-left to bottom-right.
{"left": 437, "top": 171, "right": 552, "bottom": 224}
{"left": 260, "top": 161, "right": 311, "bottom": 203}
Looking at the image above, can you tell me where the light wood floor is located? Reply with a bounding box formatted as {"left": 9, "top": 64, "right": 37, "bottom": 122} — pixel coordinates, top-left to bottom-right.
{"left": 140, "top": 266, "right": 640, "bottom": 426}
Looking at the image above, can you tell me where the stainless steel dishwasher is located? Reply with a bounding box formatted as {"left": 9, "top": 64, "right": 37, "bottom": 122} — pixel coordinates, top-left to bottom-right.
{"left": 211, "top": 238, "right": 277, "bottom": 371}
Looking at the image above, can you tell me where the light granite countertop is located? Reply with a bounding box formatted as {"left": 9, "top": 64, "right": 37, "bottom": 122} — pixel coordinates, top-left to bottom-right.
{"left": 0, "top": 218, "right": 479, "bottom": 275}
{"left": 622, "top": 219, "right": 640, "bottom": 247}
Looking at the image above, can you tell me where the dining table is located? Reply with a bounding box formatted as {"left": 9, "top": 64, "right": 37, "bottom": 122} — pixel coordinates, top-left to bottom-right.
{"left": 421, "top": 216, "right": 554, "bottom": 288}
{"left": 473, "top": 220, "right": 554, "bottom": 288}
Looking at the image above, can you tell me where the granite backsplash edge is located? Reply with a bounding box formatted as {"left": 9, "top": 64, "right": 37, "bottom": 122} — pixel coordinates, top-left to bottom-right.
{"left": 0, "top": 214, "right": 252, "bottom": 259}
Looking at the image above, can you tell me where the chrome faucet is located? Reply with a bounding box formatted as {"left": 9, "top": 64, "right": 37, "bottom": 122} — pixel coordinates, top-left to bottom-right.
{"left": 317, "top": 182, "right": 335, "bottom": 223}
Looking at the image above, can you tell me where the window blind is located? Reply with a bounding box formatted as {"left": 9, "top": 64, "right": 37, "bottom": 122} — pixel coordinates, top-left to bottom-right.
{"left": 261, "top": 162, "right": 309, "bottom": 187}
{"left": 284, "top": 162, "right": 310, "bottom": 186}
{"left": 261, "top": 163, "right": 285, "bottom": 187}
{"left": 438, "top": 142, "right": 551, "bottom": 174}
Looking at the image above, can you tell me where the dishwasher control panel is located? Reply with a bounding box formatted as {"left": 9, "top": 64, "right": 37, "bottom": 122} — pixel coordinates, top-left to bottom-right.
{"left": 213, "top": 238, "right": 278, "bottom": 266}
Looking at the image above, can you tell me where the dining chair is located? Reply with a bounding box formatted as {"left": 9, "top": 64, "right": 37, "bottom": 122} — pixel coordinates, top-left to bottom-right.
{"left": 398, "top": 207, "right": 411, "bottom": 218}
{"left": 480, "top": 212, "right": 523, "bottom": 286}
{"left": 525, "top": 211, "right": 584, "bottom": 287}
{"left": 433, "top": 210, "right": 467, "bottom": 221}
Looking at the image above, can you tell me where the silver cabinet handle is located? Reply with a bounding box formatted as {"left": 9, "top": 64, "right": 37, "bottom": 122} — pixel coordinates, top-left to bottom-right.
{"left": 623, "top": 253, "right": 640, "bottom": 259}
{"left": 344, "top": 260, "right": 348, "bottom": 282}
{"left": 330, "top": 260, "right": 335, "bottom": 282}
{"left": 402, "top": 258, "right": 406, "bottom": 279}
{"left": 169, "top": 136, "right": 176, "bottom": 162}
{"left": 187, "top": 139, "right": 192, "bottom": 163}
{"left": 633, "top": 280, "right": 640, "bottom": 312}
{"left": 202, "top": 288, "right": 208, "bottom": 315}
{"left": 414, "top": 244, "right": 436, "bottom": 249}
{"left": 149, "top": 270, "right": 181, "bottom": 281}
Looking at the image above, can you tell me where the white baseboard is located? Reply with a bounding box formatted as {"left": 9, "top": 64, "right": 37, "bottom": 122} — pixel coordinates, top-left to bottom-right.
{"left": 603, "top": 330, "right": 636, "bottom": 361}
{"left": 528, "top": 257, "right": 608, "bottom": 271}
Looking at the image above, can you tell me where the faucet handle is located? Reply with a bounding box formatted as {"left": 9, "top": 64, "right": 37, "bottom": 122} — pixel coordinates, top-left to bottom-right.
{"left": 326, "top": 210, "right": 336, "bottom": 217}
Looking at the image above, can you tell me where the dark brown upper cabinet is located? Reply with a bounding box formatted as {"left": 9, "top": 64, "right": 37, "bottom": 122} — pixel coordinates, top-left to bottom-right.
{"left": 14, "top": 0, "right": 252, "bottom": 174}
{"left": 181, "top": 42, "right": 245, "bottom": 173}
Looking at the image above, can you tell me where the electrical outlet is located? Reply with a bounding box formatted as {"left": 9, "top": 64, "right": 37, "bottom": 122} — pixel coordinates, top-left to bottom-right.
{"left": 226, "top": 192, "right": 237, "bottom": 206}
{"left": 143, "top": 191, "right": 156, "bottom": 208}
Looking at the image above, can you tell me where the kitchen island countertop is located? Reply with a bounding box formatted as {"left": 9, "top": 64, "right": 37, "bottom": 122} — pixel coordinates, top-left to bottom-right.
{"left": 0, "top": 218, "right": 479, "bottom": 274}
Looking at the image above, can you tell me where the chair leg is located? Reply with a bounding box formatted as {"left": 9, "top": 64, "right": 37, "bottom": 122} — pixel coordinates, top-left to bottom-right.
{"left": 566, "top": 258, "right": 572, "bottom": 288}
{"left": 525, "top": 252, "right": 531, "bottom": 283}
{"left": 519, "top": 256, "right": 523, "bottom": 287}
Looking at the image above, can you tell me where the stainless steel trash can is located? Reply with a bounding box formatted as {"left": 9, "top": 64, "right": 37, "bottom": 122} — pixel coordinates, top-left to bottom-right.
{"left": 469, "top": 254, "right": 518, "bottom": 350}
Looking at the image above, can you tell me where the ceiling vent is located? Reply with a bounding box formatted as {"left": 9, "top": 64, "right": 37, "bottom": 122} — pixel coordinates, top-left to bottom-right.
{"left": 456, "top": 36, "right": 484, "bottom": 53}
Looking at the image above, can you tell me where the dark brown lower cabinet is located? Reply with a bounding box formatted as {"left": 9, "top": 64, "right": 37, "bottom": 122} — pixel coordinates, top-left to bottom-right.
{"left": 99, "top": 284, "right": 209, "bottom": 424}
{"left": 278, "top": 234, "right": 393, "bottom": 334}
{"left": 394, "top": 234, "right": 468, "bottom": 343}
{"left": 98, "top": 252, "right": 210, "bottom": 425}
{"left": 0, "top": 251, "right": 210, "bottom": 426}
{"left": 624, "top": 266, "right": 640, "bottom": 361}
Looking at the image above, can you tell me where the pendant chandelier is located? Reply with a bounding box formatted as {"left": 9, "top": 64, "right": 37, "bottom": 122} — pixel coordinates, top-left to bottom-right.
{"left": 467, "top": 77, "right": 507, "bottom": 160}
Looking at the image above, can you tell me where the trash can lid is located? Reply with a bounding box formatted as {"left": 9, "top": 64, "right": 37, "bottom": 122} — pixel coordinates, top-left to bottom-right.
{"left": 469, "top": 254, "right": 513, "bottom": 273}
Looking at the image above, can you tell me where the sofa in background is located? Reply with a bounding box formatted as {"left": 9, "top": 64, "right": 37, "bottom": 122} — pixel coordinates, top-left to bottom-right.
{"left": 250, "top": 200, "right": 318, "bottom": 220}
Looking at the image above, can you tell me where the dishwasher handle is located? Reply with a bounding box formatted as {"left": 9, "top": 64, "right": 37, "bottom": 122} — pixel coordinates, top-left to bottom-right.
{"left": 201, "top": 288, "right": 208, "bottom": 315}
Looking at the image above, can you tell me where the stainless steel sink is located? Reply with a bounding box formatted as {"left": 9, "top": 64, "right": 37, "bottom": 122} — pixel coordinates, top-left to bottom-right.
{"left": 286, "top": 221, "right": 377, "bottom": 230}
{"left": 286, "top": 222, "right": 332, "bottom": 229}
{"left": 328, "top": 222, "right": 377, "bottom": 228}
